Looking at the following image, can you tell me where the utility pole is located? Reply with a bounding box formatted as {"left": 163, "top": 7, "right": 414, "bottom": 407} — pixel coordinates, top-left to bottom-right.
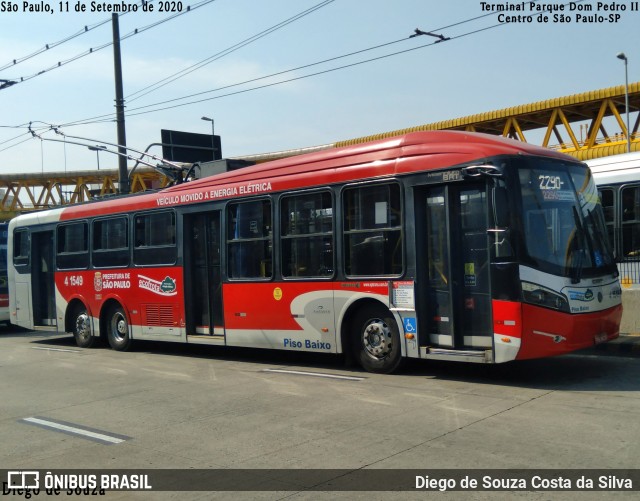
{"left": 112, "top": 14, "right": 130, "bottom": 194}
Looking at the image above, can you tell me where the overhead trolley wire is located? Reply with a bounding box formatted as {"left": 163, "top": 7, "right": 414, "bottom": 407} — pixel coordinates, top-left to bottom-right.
{"left": 0, "top": 131, "right": 32, "bottom": 149}
{"left": 53, "top": 1, "right": 560, "bottom": 128}
{"left": 64, "top": 34, "right": 414, "bottom": 128}
{"left": 108, "top": 0, "right": 582, "bottom": 120}
{"left": 0, "top": 1, "right": 158, "bottom": 73}
{"left": 3, "top": 0, "right": 584, "bottom": 152}
{"left": 122, "top": 23, "right": 511, "bottom": 118}
{"left": 126, "top": 0, "right": 336, "bottom": 103}
{"left": 57, "top": 23, "right": 504, "bottom": 128}
{"left": 0, "top": 0, "right": 217, "bottom": 87}
{"left": 0, "top": 17, "right": 112, "bottom": 73}
{"left": 0, "top": 18, "right": 500, "bottom": 153}
{"left": 0, "top": 124, "right": 51, "bottom": 153}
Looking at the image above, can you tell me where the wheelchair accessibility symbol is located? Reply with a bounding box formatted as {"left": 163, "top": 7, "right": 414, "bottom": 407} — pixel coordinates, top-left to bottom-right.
{"left": 403, "top": 317, "right": 417, "bottom": 333}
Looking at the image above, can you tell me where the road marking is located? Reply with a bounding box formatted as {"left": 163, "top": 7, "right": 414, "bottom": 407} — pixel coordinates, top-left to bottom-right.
{"left": 263, "top": 368, "right": 364, "bottom": 381}
{"left": 32, "top": 347, "right": 81, "bottom": 353}
{"left": 21, "top": 417, "right": 130, "bottom": 445}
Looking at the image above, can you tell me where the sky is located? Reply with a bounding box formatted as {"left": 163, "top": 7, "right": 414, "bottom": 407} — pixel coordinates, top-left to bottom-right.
{"left": 0, "top": 0, "right": 638, "bottom": 174}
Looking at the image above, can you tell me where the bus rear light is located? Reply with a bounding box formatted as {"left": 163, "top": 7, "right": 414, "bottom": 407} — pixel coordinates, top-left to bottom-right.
{"left": 501, "top": 337, "right": 512, "bottom": 343}
{"left": 405, "top": 333, "right": 415, "bottom": 340}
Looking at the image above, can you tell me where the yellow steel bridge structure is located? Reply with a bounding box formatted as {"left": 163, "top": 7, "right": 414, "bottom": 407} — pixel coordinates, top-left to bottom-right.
{"left": 2, "top": 81, "right": 638, "bottom": 219}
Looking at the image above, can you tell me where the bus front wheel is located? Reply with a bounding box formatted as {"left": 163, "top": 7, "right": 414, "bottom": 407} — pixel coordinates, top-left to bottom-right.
{"left": 352, "top": 305, "right": 402, "bottom": 374}
{"left": 72, "top": 306, "right": 95, "bottom": 348}
{"left": 106, "top": 305, "right": 132, "bottom": 351}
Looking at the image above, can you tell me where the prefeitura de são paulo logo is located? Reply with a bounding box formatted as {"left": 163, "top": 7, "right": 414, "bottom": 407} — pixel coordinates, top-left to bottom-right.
{"left": 94, "top": 272, "right": 102, "bottom": 292}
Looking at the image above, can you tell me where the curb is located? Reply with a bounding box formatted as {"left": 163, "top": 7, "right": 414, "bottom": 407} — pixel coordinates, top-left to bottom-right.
{"left": 591, "top": 335, "right": 640, "bottom": 356}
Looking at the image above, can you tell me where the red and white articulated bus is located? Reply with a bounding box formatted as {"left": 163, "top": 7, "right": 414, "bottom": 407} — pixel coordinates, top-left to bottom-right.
{"left": 7, "top": 131, "right": 622, "bottom": 373}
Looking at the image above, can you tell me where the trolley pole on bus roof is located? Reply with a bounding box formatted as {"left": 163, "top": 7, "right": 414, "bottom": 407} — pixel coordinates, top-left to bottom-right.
{"left": 112, "top": 14, "right": 130, "bottom": 194}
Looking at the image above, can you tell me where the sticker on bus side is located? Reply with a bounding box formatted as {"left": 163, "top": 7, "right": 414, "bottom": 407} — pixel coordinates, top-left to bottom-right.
{"left": 392, "top": 281, "right": 414, "bottom": 308}
{"left": 139, "top": 275, "right": 177, "bottom": 296}
{"left": 403, "top": 318, "right": 417, "bottom": 334}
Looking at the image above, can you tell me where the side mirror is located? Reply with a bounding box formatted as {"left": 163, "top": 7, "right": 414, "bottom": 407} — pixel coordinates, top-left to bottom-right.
{"left": 462, "top": 164, "right": 503, "bottom": 178}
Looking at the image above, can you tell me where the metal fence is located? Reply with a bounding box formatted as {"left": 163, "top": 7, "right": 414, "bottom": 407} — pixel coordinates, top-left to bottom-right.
{"left": 618, "top": 259, "right": 640, "bottom": 288}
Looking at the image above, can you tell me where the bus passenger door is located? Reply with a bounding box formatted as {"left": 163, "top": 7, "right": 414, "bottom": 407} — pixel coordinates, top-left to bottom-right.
{"left": 184, "top": 211, "right": 224, "bottom": 339}
{"left": 416, "top": 183, "right": 492, "bottom": 350}
{"left": 26, "top": 231, "right": 56, "bottom": 327}
{"left": 31, "top": 230, "right": 56, "bottom": 327}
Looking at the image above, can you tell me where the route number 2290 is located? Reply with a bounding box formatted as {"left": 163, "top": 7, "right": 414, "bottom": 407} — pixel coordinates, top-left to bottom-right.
{"left": 538, "top": 175, "right": 564, "bottom": 190}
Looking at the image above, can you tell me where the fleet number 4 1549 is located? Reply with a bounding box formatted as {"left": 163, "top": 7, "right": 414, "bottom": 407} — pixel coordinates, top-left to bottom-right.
{"left": 64, "top": 275, "right": 84, "bottom": 287}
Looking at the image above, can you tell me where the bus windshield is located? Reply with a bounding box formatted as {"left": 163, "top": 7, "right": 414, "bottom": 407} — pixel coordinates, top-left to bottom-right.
{"left": 517, "top": 158, "right": 616, "bottom": 280}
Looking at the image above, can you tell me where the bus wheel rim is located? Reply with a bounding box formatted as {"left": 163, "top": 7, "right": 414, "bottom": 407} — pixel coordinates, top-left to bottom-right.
{"left": 75, "top": 313, "right": 90, "bottom": 341}
{"left": 112, "top": 313, "right": 127, "bottom": 341}
{"left": 362, "top": 319, "right": 392, "bottom": 359}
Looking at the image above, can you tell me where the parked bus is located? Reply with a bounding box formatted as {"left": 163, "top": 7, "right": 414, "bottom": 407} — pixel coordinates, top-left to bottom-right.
{"left": 0, "top": 222, "right": 8, "bottom": 324}
{"left": 587, "top": 151, "right": 640, "bottom": 289}
{"left": 8, "top": 131, "right": 622, "bottom": 373}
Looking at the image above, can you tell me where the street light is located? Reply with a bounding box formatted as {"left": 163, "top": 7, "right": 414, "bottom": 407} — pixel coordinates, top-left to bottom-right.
{"left": 616, "top": 52, "right": 631, "bottom": 153}
{"left": 88, "top": 144, "right": 107, "bottom": 170}
{"left": 201, "top": 116, "right": 215, "bottom": 160}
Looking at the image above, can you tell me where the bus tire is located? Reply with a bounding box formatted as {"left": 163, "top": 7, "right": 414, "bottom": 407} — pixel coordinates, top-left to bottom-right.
{"left": 72, "top": 306, "right": 95, "bottom": 348}
{"left": 352, "top": 305, "right": 402, "bottom": 374}
{"left": 106, "top": 304, "right": 132, "bottom": 351}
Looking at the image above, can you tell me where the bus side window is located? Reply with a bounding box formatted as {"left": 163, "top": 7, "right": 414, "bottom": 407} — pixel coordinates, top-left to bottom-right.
{"left": 598, "top": 188, "right": 616, "bottom": 257}
{"left": 227, "top": 200, "right": 272, "bottom": 279}
{"left": 92, "top": 217, "right": 129, "bottom": 268}
{"left": 622, "top": 187, "right": 637, "bottom": 221}
{"left": 133, "top": 211, "right": 177, "bottom": 266}
{"left": 280, "top": 191, "right": 333, "bottom": 278}
{"left": 13, "top": 229, "right": 30, "bottom": 268}
{"left": 57, "top": 222, "right": 89, "bottom": 269}
{"left": 343, "top": 183, "right": 403, "bottom": 276}
{"left": 621, "top": 186, "right": 640, "bottom": 259}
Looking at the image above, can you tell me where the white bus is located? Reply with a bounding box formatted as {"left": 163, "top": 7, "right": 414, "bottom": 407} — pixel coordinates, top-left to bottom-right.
{"left": 0, "top": 222, "right": 8, "bottom": 324}
{"left": 588, "top": 151, "right": 640, "bottom": 289}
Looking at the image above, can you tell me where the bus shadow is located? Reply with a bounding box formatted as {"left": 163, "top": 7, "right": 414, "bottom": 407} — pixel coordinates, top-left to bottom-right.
{"left": 0, "top": 324, "right": 69, "bottom": 338}
{"left": 21, "top": 330, "right": 640, "bottom": 393}
{"left": 400, "top": 354, "right": 640, "bottom": 392}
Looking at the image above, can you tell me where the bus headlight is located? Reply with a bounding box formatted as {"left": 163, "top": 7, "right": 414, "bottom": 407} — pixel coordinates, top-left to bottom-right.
{"left": 521, "top": 281, "right": 570, "bottom": 313}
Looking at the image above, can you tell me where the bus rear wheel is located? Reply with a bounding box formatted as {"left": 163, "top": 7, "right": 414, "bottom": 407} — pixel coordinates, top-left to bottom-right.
{"left": 352, "top": 305, "right": 402, "bottom": 374}
{"left": 72, "top": 306, "right": 95, "bottom": 348}
{"left": 106, "top": 304, "right": 132, "bottom": 351}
